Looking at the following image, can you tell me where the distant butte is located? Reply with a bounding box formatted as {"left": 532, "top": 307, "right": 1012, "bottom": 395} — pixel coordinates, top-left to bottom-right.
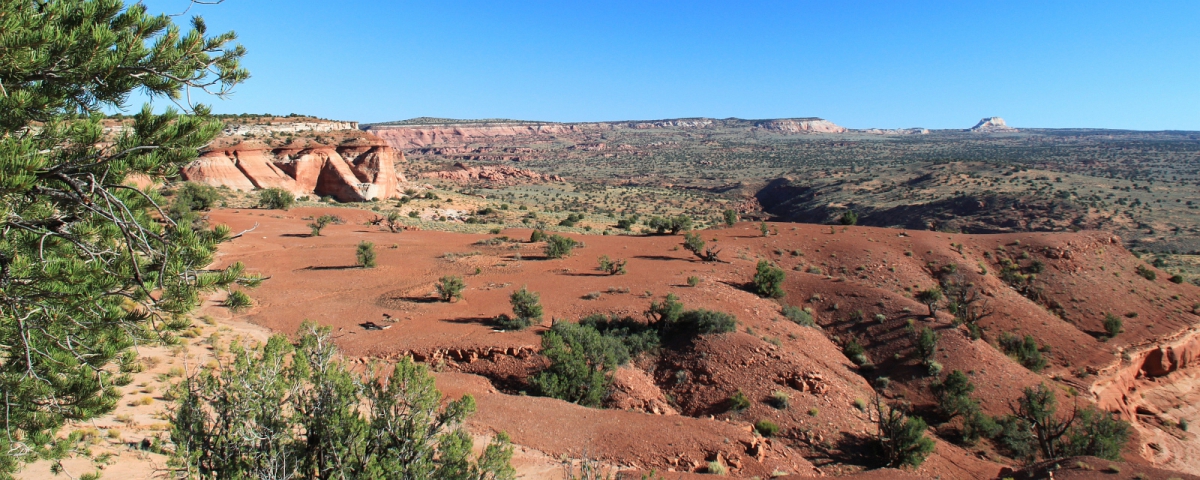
{"left": 969, "top": 116, "right": 1018, "bottom": 132}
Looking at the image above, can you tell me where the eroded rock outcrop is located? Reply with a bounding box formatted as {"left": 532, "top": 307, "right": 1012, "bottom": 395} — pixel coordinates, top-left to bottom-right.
{"left": 970, "top": 116, "right": 1017, "bottom": 132}
{"left": 182, "top": 138, "right": 406, "bottom": 202}
{"left": 753, "top": 118, "right": 847, "bottom": 133}
{"left": 418, "top": 163, "right": 562, "bottom": 185}
{"left": 367, "top": 123, "right": 577, "bottom": 149}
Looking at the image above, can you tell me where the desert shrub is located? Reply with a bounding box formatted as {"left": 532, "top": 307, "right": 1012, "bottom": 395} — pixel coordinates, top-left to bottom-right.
{"left": 356, "top": 241, "right": 376, "bottom": 268}
{"left": 1170, "top": 274, "right": 1185, "bottom": 284}
{"left": 844, "top": 338, "right": 867, "bottom": 365}
{"left": 839, "top": 210, "right": 858, "bottom": 226}
{"left": 1103, "top": 313, "right": 1123, "bottom": 338}
{"left": 506, "top": 287, "right": 543, "bottom": 329}
{"left": 530, "top": 229, "right": 547, "bottom": 242}
{"left": 646, "top": 293, "right": 685, "bottom": 325}
{"left": 169, "top": 182, "right": 221, "bottom": 219}
{"left": 999, "top": 332, "right": 1048, "bottom": 372}
{"left": 916, "top": 287, "right": 943, "bottom": 316}
{"left": 1136, "top": 264, "right": 1157, "bottom": 281}
{"left": 258, "top": 187, "right": 295, "bottom": 210}
{"left": 615, "top": 218, "right": 634, "bottom": 230}
{"left": 682, "top": 232, "right": 720, "bottom": 261}
{"left": 172, "top": 323, "right": 515, "bottom": 478}
{"left": 530, "top": 322, "right": 629, "bottom": 407}
{"left": 783, "top": 305, "right": 814, "bottom": 327}
{"left": 961, "top": 410, "right": 1002, "bottom": 445}
{"left": 437, "top": 276, "right": 465, "bottom": 302}
{"left": 648, "top": 215, "right": 692, "bottom": 234}
{"left": 753, "top": 260, "right": 786, "bottom": 298}
{"left": 307, "top": 214, "right": 340, "bottom": 236}
{"left": 668, "top": 309, "right": 736, "bottom": 336}
{"left": 995, "top": 415, "right": 1038, "bottom": 463}
{"left": 729, "top": 391, "right": 751, "bottom": 412}
{"left": 914, "top": 327, "right": 940, "bottom": 365}
{"left": 494, "top": 314, "right": 531, "bottom": 331}
{"left": 1064, "top": 407, "right": 1131, "bottom": 461}
{"left": 687, "top": 276, "right": 701, "bottom": 287}
{"left": 723, "top": 209, "right": 738, "bottom": 226}
{"left": 224, "top": 290, "right": 252, "bottom": 312}
{"left": 544, "top": 235, "right": 578, "bottom": 259}
{"left": 707, "top": 461, "right": 727, "bottom": 475}
{"left": 754, "top": 420, "right": 780, "bottom": 437}
{"left": 759, "top": 222, "right": 769, "bottom": 237}
{"left": 931, "top": 370, "right": 976, "bottom": 420}
{"left": 579, "top": 314, "right": 660, "bottom": 355}
{"left": 558, "top": 213, "right": 583, "bottom": 227}
{"left": 644, "top": 294, "right": 736, "bottom": 340}
{"left": 873, "top": 398, "right": 935, "bottom": 468}
{"left": 769, "top": 391, "right": 790, "bottom": 409}
{"left": 597, "top": 255, "right": 626, "bottom": 275}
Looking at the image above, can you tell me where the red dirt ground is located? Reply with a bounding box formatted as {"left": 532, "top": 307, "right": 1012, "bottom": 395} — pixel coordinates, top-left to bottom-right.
{"left": 203, "top": 207, "right": 1200, "bottom": 478}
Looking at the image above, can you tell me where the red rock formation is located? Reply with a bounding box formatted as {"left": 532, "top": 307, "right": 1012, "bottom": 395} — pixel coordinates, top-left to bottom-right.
{"left": 417, "top": 163, "right": 562, "bottom": 185}
{"left": 181, "top": 139, "right": 407, "bottom": 202}
{"left": 182, "top": 152, "right": 257, "bottom": 191}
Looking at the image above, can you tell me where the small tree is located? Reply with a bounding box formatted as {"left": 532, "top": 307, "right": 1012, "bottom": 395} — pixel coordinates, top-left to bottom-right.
{"left": 597, "top": 255, "right": 626, "bottom": 275}
{"left": 648, "top": 215, "right": 692, "bottom": 235}
{"left": 723, "top": 209, "right": 738, "bottom": 227}
{"left": 839, "top": 210, "right": 859, "bottom": 226}
{"left": 1064, "top": 406, "right": 1131, "bottom": 460}
{"left": 1103, "top": 313, "right": 1123, "bottom": 338}
{"left": 169, "top": 182, "right": 222, "bottom": 219}
{"left": 1013, "top": 384, "right": 1074, "bottom": 461}
{"left": 384, "top": 210, "right": 404, "bottom": 232}
{"left": 544, "top": 235, "right": 578, "bottom": 259}
{"left": 916, "top": 287, "right": 943, "bottom": 316}
{"left": 873, "top": 397, "right": 936, "bottom": 468}
{"left": 530, "top": 322, "right": 629, "bottom": 407}
{"left": 646, "top": 293, "right": 684, "bottom": 326}
{"left": 999, "top": 333, "right": 1048, "bottom": 372}
{"left": 171, "top": 323, "right": 516, "bottom": 479}
{"left": 682, "top": 232, "right": 720, "bottom": 261}
{"left": 932, "top": 370, "right": 976, "bottom": 420}
{"left": 259, "top": 187, "right": 295, "bottom": 210}
{"left": 308, "top": 214, "right": 340, "bottom": 236}
{"left": 509, "top": 287, "right": 543, "bottom": 328}
{"left": 914, "top": 327, "right": 940, "bottom": 366}
{"left": 0, "top": 2, "right": 255, "bottom": 472}
{"left": 759, "top": 221, "right": 770, "bottom": 237}
{"left": 753, "top": 260, "right": 786, "bottom": 298}
{"left": 437, "top": 276, "right": 466, "bottom": 302}
{"left": 530, "top": 229, "right": 547, "bottom": 242}
{"left": 356, "top": 241, "right": 377, "bottom": 268}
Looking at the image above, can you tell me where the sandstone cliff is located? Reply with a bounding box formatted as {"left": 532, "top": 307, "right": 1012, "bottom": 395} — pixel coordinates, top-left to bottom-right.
{"left": 362, "top": 117, "right": 850, "bottom": 152}
{"left": 752, "top": 118, "right": 847, "bottom": 133}
{"left": 182, "top": 137, "right": 405, "bottom": 202}
{"left": 367, "top": 123, "right": 578, "bottom": 149}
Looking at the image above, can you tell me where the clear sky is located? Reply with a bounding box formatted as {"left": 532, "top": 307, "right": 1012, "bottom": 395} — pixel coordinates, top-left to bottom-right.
{"left": 137, "top": 0, "right": 1200, "bottom": 130}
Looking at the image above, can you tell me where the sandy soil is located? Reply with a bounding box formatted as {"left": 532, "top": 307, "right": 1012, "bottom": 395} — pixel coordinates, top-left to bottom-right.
{"left": 18, "top": 206, "right": 1200, "bottom": 479}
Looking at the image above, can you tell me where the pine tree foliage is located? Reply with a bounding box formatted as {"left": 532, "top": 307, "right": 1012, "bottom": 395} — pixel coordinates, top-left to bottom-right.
{"left": 171, "top": 322, "right": 516, "bottom": 479}
{"left": 0, "top": 1, "right": 254, "bottom": 474}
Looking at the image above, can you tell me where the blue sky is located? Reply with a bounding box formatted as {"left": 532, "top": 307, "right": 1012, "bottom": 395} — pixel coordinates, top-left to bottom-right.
{"left": 137, "top": 1, "right": 1200, "bottom": 130}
